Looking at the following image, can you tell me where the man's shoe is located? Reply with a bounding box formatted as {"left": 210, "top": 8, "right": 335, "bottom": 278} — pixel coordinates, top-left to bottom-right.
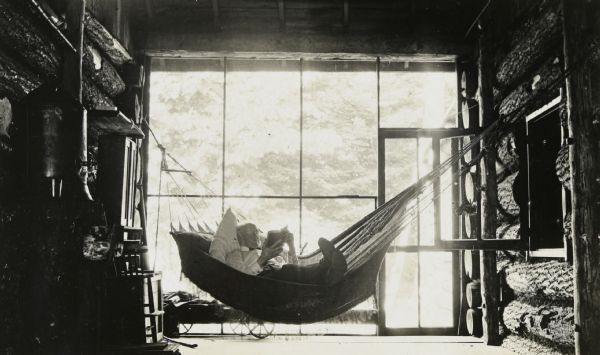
{"left": 318, "top": 238, "right": 347, "bottom": 284}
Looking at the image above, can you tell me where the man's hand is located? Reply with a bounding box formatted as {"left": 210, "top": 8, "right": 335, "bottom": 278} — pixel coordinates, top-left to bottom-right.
{"left": 257, "top": 240, "right": 284, "bottom": 267}
{"left": 285, "top": 235, "right": 299, "bottom": 265}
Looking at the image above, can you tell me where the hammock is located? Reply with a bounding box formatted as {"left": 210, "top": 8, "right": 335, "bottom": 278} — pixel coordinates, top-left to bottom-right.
{"left": 160, "top": 118, "right": 500, "bottom": 323}
{"left": 170, "top": 180, "right": 420, "bottom": 323}
{"left": 173, "top": 232, "right": 389, "bottom": 324}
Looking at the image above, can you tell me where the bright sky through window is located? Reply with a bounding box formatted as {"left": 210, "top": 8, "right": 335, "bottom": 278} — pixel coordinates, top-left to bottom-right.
{"left": 146, "top": 59, "right": 457, "bottom": 334}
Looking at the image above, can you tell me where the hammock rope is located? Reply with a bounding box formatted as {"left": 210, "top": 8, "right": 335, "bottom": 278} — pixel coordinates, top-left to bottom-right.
{"left": 165, "top": 173, "right": 205, "bottom": 223}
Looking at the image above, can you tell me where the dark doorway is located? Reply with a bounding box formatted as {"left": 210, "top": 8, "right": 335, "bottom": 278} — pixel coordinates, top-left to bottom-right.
{"left": 526, "top": 109, "right": 564, "bottom": 251}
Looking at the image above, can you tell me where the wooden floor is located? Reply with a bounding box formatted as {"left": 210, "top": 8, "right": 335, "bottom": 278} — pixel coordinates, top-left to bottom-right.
{"left": 176, "top": 336, "right": 516, "bottom": 355}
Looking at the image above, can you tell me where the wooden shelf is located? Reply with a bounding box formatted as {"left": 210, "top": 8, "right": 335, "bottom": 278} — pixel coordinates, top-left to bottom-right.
{"left": 436, "top": 238, "right": 527, "bottom": 251}
{"left": 89, "top": 106, "right": 144, "bottom": 138}
{"left": 145, "top": 311, "right": 165, "bottom": 317}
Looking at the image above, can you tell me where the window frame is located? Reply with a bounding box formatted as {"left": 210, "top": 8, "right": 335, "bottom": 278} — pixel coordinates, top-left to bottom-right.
{"left": 144, "top": 57, "right": 462, "bottom": 334}
{"left": 377, "top": 129, "right": 461, "bottom": 335}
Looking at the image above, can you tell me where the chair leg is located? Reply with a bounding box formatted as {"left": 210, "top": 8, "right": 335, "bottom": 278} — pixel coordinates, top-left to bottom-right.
{"left": 146, "top": 277, "right": 158, "bottom": 343}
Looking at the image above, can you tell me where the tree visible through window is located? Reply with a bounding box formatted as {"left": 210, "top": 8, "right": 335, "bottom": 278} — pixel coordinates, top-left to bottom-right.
{"left": 145, "top": 58, "right": 457, "bottom": 335}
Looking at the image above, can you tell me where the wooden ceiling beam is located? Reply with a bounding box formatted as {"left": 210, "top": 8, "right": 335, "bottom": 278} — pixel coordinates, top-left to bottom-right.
{"left": 143, "top": 31, "right": 471, "bottom": 58}
{"left": 62, "top": 0, "right": 86, "bottom": 101}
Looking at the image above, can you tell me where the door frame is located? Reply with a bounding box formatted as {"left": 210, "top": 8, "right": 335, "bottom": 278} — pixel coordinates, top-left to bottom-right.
{"left": 377, "top": 128, "right": 461, "bottom": 336}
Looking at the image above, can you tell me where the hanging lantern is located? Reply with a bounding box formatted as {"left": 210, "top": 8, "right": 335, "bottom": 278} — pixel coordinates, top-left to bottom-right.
{"left": 22, "top": 84, "right": 91, "bottom": 200}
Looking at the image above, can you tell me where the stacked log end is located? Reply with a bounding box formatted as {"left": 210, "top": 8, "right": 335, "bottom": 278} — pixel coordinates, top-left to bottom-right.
{"left": 496, "top": 221, "right": 523, "bottom": 262}
{"left": 466, "top": 308, "right": 483, "bottom": 337}
{"left": 503, "top": 299, "right": 574, "bottom": 350}
{"left": 0, "top": 48, "right": 42, "bottom": 99}
{"left": 0, "top": 1, "right": 127, "bottom": 110}
{"left": 495, "top": 5, "right": 561, "bottom": 91}
{"left": 82, "top": 37, "right": 126, "bottom": 98}
{"left": 555, "top": 145, "right": 570, "bottom": 190}
{"left": 496, "top": 132, "right": 520, "bottom": 175}
{"left": 0, "top": 0, "right": 138, "bottom": 218}
{"left": 563, "top": 212, "right": 571, "bottom": 243}
{"left": 495, "top": 131, "right": 522, "bottom": 261}
{"left": 495, "top": 121, "right": 573, "bottom": 353}
{"left": 497, "top": 171, "right": 520, "bottom": 219}
{"left": 82, "top": 76, "right": 114, "bottom": 109}
{"left": 501, "top": 334, "right": 572, "bottom": 355}
{"left": 500, "top": 260, "right": 574, "bottom": 354}
{"left": 494, "top": 0, "right": 563, "bottom": 122}
{"left": 84, "top": 11, "right": 133, "bottom": 68}
{"left": 504, "top": 260, "right": 573, "bottom": 301}
{"left": 497, "top": 222, "right": 520, "bottom": 240}
{"left": 0, "top": 1, "right": 61, "bottom": 79}
{"left": 0, "top": 0, "right": 135, "bottom": 199}
{"left": 464, "top": 278, "right": 485, "bottom": 337}
{"left": 498, "top": 54, "right": 562, "bottom": 121}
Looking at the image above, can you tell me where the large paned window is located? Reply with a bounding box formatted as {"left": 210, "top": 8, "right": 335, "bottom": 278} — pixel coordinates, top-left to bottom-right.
{"left": 301, "top": 61, "right": 378, "bottom": 251}
{"left": 147, "top": 59, "right": 380, "bottom": 292}
{"left": 146, "top": 58, "right": 458, "bottom": 334}
{"left": 147, "top": 61, "right": 225, "bottom": 292}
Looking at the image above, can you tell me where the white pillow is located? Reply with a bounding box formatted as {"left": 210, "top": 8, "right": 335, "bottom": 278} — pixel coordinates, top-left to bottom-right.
{"left": 208, "top": 208, "right": 239, "bottom": 261}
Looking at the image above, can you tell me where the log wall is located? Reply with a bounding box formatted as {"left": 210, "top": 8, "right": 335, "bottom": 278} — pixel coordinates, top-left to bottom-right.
{"left": 481, "top": 0, "right": 579, "bottom": 353}
{"left": 495, "top": 3, "right": 562, "bottom": 91}
{"left": 504, "top": 260, "right": 573, "bottom": 302}
{"left": 503, "top": 299, "right": 574, "bottom": 349}
{"left": 502, "top": 334, "right": 571, "bottom": 355}
{"left": 0, "top": 0, "right": 132, "bottom": 109}
{"left": 0, "top": 0, "right": 135, "bottom": 352}
{"left": 499, "top": 260, "right": 575, "bottom": 355}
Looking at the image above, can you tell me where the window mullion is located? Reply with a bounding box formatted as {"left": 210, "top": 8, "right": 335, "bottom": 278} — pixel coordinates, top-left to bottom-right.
{"left": 221, "top": 57, "right": 227, "bottom": 215}
{"left": 299, "top": 58, "right": 304, "bottom": 250}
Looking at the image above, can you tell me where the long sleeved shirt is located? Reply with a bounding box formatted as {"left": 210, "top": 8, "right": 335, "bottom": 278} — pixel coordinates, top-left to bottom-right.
{"left": 208, "top": 208, "right": 287, "bottom": 275}
{"left": 207, "top": 209, "right": 262, "bottom": 275}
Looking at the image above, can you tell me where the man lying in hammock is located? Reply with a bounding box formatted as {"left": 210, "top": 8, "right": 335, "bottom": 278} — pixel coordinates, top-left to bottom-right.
{"left": 209, "top": 209, "right": 347, "bottom": 285}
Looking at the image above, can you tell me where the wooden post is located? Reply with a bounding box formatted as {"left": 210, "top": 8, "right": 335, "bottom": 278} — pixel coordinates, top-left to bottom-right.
{"left": 63, "top": 0, "right": 91, "bottom": 201}
{"left": 562, "top": 1, "right": 600, "bottom": 354}
{"left": 477, "top": 13, "right": 500, "bottom": 345}
{"left": 25, "top": 2, "right": 89, "bottom": 352}
{"left": 62, "top": 1, "right": 86, "bottom": 100}
{"left": 433, "top": 137, "right": 441, "bottom": 245}
{"left": 140, "top": 55, "right": 152, "bottom": 271}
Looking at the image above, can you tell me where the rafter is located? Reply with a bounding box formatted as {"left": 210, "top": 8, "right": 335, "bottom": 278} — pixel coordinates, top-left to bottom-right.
{"left": 144, "top": 31, "right": 471, "bottom": 58}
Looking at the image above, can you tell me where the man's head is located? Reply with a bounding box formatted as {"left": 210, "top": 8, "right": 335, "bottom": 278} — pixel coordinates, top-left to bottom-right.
{"left": 237, "top": 223, "right": 264, "bottom": 249}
